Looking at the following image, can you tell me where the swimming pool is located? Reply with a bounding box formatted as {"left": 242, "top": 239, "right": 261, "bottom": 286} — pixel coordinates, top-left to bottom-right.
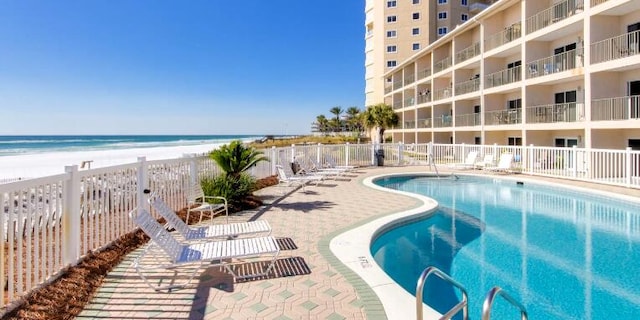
{"left": 370, "top": 175, "right": 640, "bottom": 320}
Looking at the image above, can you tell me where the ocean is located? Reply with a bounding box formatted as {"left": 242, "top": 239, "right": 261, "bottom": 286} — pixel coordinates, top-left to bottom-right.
{"left": 0, "top": 135, "right": 264, "bottom": 157}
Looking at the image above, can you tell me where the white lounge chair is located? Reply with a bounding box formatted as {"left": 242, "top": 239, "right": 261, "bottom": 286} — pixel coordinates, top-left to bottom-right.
{"left": 324, "top": 154, "right": 356, "bottom": 171}
{"left": 475, "top": 154, "right": 494, "bottom": 169}
{"left": 275, "top": 164, "right": 324, "bottom": 191}
{"left": 187, "top": 182, "right": 228, "bottom": 224}
{"left": 130, "top": 208, "right": 279, "bottom": 291}
{"left": 148, "top": 194, "right": 271, "bottom": 241}
{"left": 448, "top": 151, "right": 478, "bottom": 170}
{"left": 485, "top": 153, "right": 513, "bottom": 173}
{"left": 308, "top": 156, "right": 349, "bottom": 174}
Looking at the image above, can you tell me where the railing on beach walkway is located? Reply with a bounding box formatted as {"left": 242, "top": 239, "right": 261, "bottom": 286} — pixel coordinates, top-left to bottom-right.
{"left": 3, "top": 142, "right": 640, "bottom": 312}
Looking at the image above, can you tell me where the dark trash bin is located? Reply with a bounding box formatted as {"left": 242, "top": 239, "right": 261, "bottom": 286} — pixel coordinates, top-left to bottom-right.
{"left": 375, "top": 149, "right": 385, "bottom": 166}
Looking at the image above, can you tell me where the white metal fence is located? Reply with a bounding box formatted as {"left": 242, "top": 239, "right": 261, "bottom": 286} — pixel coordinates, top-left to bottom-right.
{"left": 3, "top": 142, "right": 640, "bottom": 311}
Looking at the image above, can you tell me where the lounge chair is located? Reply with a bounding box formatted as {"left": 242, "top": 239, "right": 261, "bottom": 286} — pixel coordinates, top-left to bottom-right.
{"left": 275, "top": 164, "right": 324, "bottom": 191}
{"left": 129, "top": 208, "right": 279, "bottom": 291}
{"left": 148, "top": 194, "right": 271, "bottom": 241}
{"left": 324, "top": 154, "right": 356, "bottom": 171}
{"left": 302, "top": 156, "right": 347, "bottom": 176}
{"left": 475, "top": 154, "right": 494, "bottom": 169}
{"left": 448, "top": 151, "right": 478, "bottom": 170}
{"left": 187, "top": 182, "right": 228, "bottom": 224}
{"left": 484, "top": 153, "right": 513, "bottom": 173}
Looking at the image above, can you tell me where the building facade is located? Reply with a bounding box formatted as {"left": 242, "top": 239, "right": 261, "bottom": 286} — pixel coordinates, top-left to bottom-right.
{"left": 382, "top": 0, "right": 640, "bottom": 150}
{"left": 365, "top": 0, "right": 493, "bottom": 107}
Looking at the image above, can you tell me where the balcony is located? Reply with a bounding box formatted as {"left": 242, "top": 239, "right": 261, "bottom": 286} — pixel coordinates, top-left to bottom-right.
{"left": 433, "top": 115, "right": 453, "bottom": 128}
{"left": 404, "top": 97, "right": 416, "bottom": 108}
{"left": 526, "top": 103, "right": 585, "bottom": 123}
{"left": 404, "top": 120, "right": 416, "bottom": 129}
{"left": 393, "top": 79, "right": 403, "bottom": 90}
{"left": 417, "top": 118, "right": 432, "bottom": 128}
{"left": 433, "top": 87, "right": 452, "bottom": 101}
{"left": 417, "top": 92, "right": 431, "bottom": 104}
{"left": 455, "top": 113, "right": 481, "bottom": 127}
{"left": 484, "top": 22, "right": 521, "bottom": 52}
{"left": 418, "top": 68, "right": 432, "bottom": 80}
{"left": 591, "top": 30, "right": 640, "bottom": 64}
{"left": 404, "top": 74, "right": 416, "bottom": 86}
{"left": 526, "top": 0, "right": 584, "bottom": 34}
{"left": 384, "top": 85, "right": 393, "bottom": 94}
{"left": 592, "top": 96, "right": 640, "bottom": 121}
{"left": 454, "top": 78, "right": 480, "bottom": 95}
{"left": 455, "top": 42, "right": 481, "bottom": 63}
{"left": 486, "top": 66, "right": 521, "bottom": 88}
{"left": 469, "top": 2, "right": 490, "bottom": 14}
{"left": 486, "top": 109, "right": 522, "bottom": 125}
{"left": 526, "top": 48, "right": 582, "bottom": 79}
{"left": 591, "top": 0, "right": 608, "bottom": 6}
{"left": 393, "top": 101, "right": 403, "bottom": 110}
{"left": 434, "top": 56, "right": 452, "bottom": 73}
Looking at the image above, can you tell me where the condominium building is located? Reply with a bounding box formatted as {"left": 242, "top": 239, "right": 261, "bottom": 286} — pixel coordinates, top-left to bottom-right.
{"left": 364, "top": 0, "right": 494, "bottom": 107}
{"left": 383, "top": 0, "right": 640, "bottom": 150}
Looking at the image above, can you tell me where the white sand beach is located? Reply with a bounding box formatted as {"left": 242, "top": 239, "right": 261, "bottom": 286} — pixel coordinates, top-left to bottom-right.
{"left": 0, "top": 143, "right": 223, "bottom": 180}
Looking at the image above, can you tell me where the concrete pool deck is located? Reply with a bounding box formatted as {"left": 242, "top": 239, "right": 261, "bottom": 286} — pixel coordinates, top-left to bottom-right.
{"left": 78, "top": 166, "right": 640, "bottom": 320}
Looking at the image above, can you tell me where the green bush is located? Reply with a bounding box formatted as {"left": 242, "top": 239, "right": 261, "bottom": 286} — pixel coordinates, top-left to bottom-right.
{"left": 200, "top": 173, "right": 256, "bottom": 207}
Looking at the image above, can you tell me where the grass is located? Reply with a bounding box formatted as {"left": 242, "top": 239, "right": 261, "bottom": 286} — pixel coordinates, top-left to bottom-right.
{"left": 248, "top": 135, "right": 368, "bottom": 149}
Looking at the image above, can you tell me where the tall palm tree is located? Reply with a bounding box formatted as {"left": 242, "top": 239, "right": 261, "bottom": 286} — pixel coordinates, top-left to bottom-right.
{"left": 345, "top": 106, "right": 361, "bottom": 132}
{"left": 361, "top": 103, "right": 398, "bottom": 144}
{"left": 209, "top": 140, "right": 269, "bottom": 179}
{"left": 329, "top": 106, "right": 344, "bottom": 132}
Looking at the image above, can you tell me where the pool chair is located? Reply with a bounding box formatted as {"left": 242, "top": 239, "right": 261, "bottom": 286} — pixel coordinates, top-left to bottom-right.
{"left": 475, "top": 154, "right": 495, "bottom": 170}
{"left": 148, "top": 193, "right": 271, "bottom": 241}
{"left": 275, "top": 164, "right": 324, "bottom": 191}
{"left": 484, "top": 153, "right": 513, "bottom": 173}
{"left": 448, "top": 151, "right": 478, "bottom": 170}
{"left": 324, "top": 154, "right": 356, "bottom": 171}
{"left": 187, "top": 181, "right": 228, "bottom": 224}
{"left": 130, "top": 208, "right": 279, "bottom": 291}
{"left": 303, "top": 156, "right": 347, "bottom": 176}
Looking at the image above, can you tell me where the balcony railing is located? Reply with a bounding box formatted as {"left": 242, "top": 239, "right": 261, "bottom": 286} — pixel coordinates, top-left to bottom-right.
{"left": 454, "top": 78, "right": 480, "bottom": 95}
{"left": 393, "top": 79, "right": 403, "bottom": 90}
{"left": 404, "top": 97, "right": 416, "bottom": 108}
{"left": 434, "top": 56, "right": 453, "bottom": 73}
{"left": 433, "top": 87, "right": 452, "bottom": 101}
{"left": 417, "top": 118, "right": 432, "bottom": 128}
{"left": 455, "top": 113, "right": 481, "bottom": 127}
{"left": 455, "top": 42, "right": 481, "bottom": 63}
{"left": 485, "top": 109, "right": 522, "bottom": 125}
{"left": 591, "top": 0, "right": 608, "bottom": 6}
{"left": 485, "top": 22, "right": 521, "bottom": 52}
{"left": 404, "top": 120, "right": 416, "bottom": 129}
{"left": 592, "top": 96, "right": 640, "bottom": 121}
{"left": 393, "top": 101, "right": 403, "bottom": 110}
{"left": 486, "top": 66, "right": 521, "bottom": 88}
{"left": 526, "top": 102, "right": 585, "bottom": 123}
{"left": 526, "top": 0, "right": 584, "bottom": 34}
{"left": 418, "top": 68, "right": 432, "bottom": 80}
{"left": 591, "top": 30, "right": 640, "bottom": 64}
{"left": 384, "top": 85, "right": 393, "bottom": 94}
{"left": 527, "top": 48, "right": 582, "bottom": 78}
{"left": 404, "top": 74, "right": 416, "bottom": 86}
{"left": 433, "top": 115, "right": 453, "bottom": 128}
{"left": 417, "top": 93, "right": 431, "bottom": 104}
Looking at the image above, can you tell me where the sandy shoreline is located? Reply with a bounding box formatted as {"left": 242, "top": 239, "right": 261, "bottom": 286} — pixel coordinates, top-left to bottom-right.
{"left": 0, "top": 142, "right": 223, "bottom": 180}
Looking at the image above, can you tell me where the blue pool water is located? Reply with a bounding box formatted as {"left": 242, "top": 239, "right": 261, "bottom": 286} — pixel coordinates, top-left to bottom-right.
{"left": 370, "top": 175, "right": 640, "bottom": 320}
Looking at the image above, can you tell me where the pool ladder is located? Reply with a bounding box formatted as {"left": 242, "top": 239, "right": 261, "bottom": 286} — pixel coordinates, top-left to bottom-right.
{"left": 416, "top": 266, "right": 529, "bottom": 320}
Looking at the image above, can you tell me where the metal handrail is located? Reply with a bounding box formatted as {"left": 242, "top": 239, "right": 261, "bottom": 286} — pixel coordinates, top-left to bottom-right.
{"left": 416, "top": 266, "right": 468, "bottom": 320}
{"left": 481, "top": 287, "right": 528, "bottom": 320}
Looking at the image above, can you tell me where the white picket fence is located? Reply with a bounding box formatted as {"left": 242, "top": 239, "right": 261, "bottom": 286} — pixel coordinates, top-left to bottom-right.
{"left": 2, "top": 142, "right": 640, "bottom": 311}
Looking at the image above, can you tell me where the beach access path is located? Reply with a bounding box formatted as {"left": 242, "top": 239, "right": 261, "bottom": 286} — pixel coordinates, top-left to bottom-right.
{"left": 76, "top": 166, "right": 640, "bottom": 319}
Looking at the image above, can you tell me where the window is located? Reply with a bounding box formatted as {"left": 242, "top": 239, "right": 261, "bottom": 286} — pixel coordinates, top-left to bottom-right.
{"left": 387, "top": 60, "right": 397, "bottom": 68}
{"left": 461, "top": 14, "right": 468, "bottom": 21}
{"left": 461, "top": 0, "right": 468, "bottom": 5}
{"left": 412, "top": 12, "right": 420, "bottom": 20}
{"left": 438, "top": 27, "right": 448, "bottom": 35}
{"left": 387, "top": 1, "right": 396, "bottom": 8}
{"left": 412, "top": 27, "right": 420, "bottom": 35}
{"left": 413, "top": 0, "right": 420, "bottom": 3}
{"left": 386, "top": 30, "right": 397, "bottom": 38}
{"left": 412, "top": 43, "right": 420, "bottom": 50}
{"left": 508, "top": 137, "right": 522, "bottom": 146}
{"left": 438, "top": 12, "right": 447, "bottom": 19}
{"left": 387, "top": 45, "right": 397, "bottom": 53}
{"left": 387, "top": 15, "right": 397, "bottom": 23}
{"left": 438, "top": 0, "right": 447, "bottom": 4}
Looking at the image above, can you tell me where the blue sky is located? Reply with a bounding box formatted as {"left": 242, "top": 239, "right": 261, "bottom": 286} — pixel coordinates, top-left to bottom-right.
{"left": 0, "top": 1, "right": 364, "bottom": 135}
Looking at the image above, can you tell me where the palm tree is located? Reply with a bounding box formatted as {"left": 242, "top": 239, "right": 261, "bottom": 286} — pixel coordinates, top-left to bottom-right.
{"left": 361, "top": 103, "right": 398, "bottom": 144}
{"left": 209, "top": 140, "right": 269, "bottom": 179}
{"left": 345, "top": 106, "right": 361, "bottom": 132}
{"left": 315, "top": 114, "right": 329, "bottom": 133}
{"left": 329, "top": 106, "right": 344, "bottom": 132}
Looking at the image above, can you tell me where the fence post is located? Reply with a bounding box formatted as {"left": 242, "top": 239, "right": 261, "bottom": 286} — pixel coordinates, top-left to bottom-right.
{"left": 493, "top": 143, "right": 498, "bottom": 159}
{"left": 371, "top": 143, "right": 376, "bottom": 166}
{"left": 572, "top": 146, "right": 578, "bottom": 177}
{"left": 528, "top": 144, "right": 535, "bottom": 174}
{"left": 461, "top": 143, "right": 466, "bottom": 162}
{"left": 137, "top": 157, "right": 149, "bottom": 212}
{"left": 184, "top": 154, "right": 198, "bottom": 186}
{"left": 317, "top": 143, "right": 322, "bottom": 164}
{"left": 63, "top": 165, "right": 81, "bottom": 266}
{"left": 291, "top": 144, "right": 296, "bottom": 163}
{"left": 398, "top": 142, "right": 403, "bottom": 165}
{"left": 626, "top": 147, "right": 632, "bottom": 188}
{"left": 271, "top": 146, "right": 277, "bottom": 175}
{"left": 345, "top": 143, "right": 350, "bottom": 167}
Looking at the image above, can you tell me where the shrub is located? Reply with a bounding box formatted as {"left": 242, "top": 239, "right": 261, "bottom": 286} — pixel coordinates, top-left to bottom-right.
{"left": 200, "top": 173, "right": 256, "bottom": 207}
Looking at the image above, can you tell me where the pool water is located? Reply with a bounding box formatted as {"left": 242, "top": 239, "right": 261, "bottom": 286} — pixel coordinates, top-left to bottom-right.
{"left": 370, "top": 175, "right": 640, "bottom": 320}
